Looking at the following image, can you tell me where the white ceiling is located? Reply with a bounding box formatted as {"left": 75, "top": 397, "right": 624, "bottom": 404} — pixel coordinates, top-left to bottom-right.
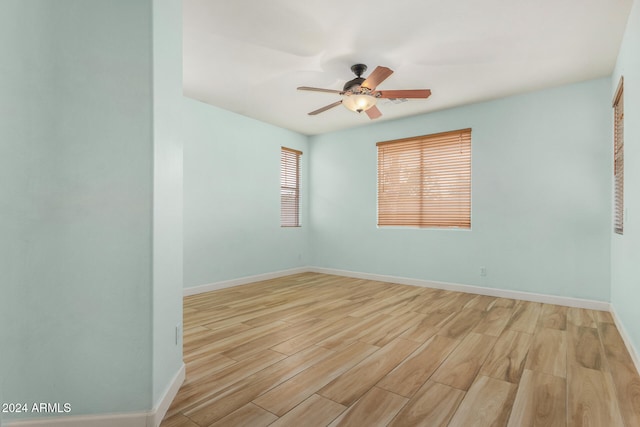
{"left": 183, "top": 0, "right": 633, "bottom": 136}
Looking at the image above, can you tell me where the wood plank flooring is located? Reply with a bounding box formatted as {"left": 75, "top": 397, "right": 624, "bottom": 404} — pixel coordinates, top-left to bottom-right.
{"left": 161, "top": 272, "right": 640, "bottom": 427}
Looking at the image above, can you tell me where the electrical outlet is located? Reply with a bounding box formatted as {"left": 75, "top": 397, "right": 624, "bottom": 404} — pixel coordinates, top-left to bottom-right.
{"left": 480, "top": 266, "right": 487, "bottom": 277}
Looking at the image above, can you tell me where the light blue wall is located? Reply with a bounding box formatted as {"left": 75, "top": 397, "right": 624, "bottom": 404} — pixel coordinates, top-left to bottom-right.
{"left": 309, "top": 78, "right": 612, "bottom": 301}
{"left": 0, "top": 0, "right": 183, "bottom": 422}
{"left": 183, "top": 98, "right": 309, "bottom": 288}
{"left": 152, "top": 0, "right": 184, "bottom": 405}
{"left": 611, "top": 0, "right": 640, "bottom": 358}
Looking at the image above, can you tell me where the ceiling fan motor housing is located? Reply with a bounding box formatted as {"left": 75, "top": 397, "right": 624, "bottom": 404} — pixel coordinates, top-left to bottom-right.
{"left": 343, "top": 64, "right": 368, "bottom": 93}
{"left": 343, "top": 77, "right": 365, "bottom": 92}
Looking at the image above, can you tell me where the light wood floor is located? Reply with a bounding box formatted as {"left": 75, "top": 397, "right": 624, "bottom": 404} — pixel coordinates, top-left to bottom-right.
{"left": 161, "top": 272, "right": 640, "bottom": 427}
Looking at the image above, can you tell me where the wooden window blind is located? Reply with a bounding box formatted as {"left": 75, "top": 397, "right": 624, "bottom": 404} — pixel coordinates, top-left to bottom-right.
{"left": 377, "top": 128, "right": 471, "bottom": 228}
{"left": 281, "top": 147, "right": 302, "bottom": 227}
{"left": 613, "top": 76, "right": 624, "bottom": 235}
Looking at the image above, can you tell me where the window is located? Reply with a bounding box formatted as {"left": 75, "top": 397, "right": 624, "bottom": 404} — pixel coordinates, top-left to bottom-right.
{"left": 613, "top": 76, "right": 624, "bottom": 235}
{"left": 281, "top": 147, "right": 302, "bottom": 227}
{"left": 377, "top": 128, "right": 471, "bottom": 228}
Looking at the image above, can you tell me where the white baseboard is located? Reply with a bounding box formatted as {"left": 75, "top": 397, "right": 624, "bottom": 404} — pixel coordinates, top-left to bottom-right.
{"left": 4, "top": 364, "right": 186, "bottom": 427}
{"left": 4, "top": 412, "right": 148, "bottom": 427}
{"left": 308, "top": 266, "right": 611, "bottom": 311}
{"left": 610, "top": 306, "right": 640, "bottom": 376}
{"left": 183, "top": 267, "right": 308, "bottom": 296}
{"left": 186, "top": 265, "right": 611, "bottom": 310}
{"left": 149, "top": 363, "right": 185, "bottom": 427}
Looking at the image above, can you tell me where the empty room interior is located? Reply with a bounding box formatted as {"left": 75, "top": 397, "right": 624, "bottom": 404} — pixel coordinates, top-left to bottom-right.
{"left": 2, "top": 0, "right": 640, "bottom": 426}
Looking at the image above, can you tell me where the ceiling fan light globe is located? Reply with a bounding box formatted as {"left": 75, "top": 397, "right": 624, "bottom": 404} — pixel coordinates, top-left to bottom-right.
{"left": 342, "top": 94, "right": 377, "bottom": 113}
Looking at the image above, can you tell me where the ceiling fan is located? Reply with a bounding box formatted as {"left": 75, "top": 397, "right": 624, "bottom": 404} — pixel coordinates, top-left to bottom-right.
{"left": 297, "top": 64, "right": 431, "bottom": 120}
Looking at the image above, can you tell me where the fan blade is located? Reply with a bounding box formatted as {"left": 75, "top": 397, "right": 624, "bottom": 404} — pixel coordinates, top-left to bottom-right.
{"left": 374, "top": 89, "right": 432, "bottom": 99}
{"left": 297, "top": 86, "right": 344, "bottom": 94}
{"left": 308, "top": 100, "right": 342, "bottom": 115}
{"left": 361, "top": 66, "right": 393, "bottom": 90}
{"left": 365, "top": 105, "right": 382, "bottom": 120}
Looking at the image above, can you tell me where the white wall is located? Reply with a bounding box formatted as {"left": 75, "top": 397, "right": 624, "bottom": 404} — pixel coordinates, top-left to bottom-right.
{"left": 309, "top": 78, "right": 612, "bottom": 301}
{"left": 183, "top": 98, "right": 309, "bottom": 288}
{"left": 611, "top": 0, "right": 640, "bottom": 361}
